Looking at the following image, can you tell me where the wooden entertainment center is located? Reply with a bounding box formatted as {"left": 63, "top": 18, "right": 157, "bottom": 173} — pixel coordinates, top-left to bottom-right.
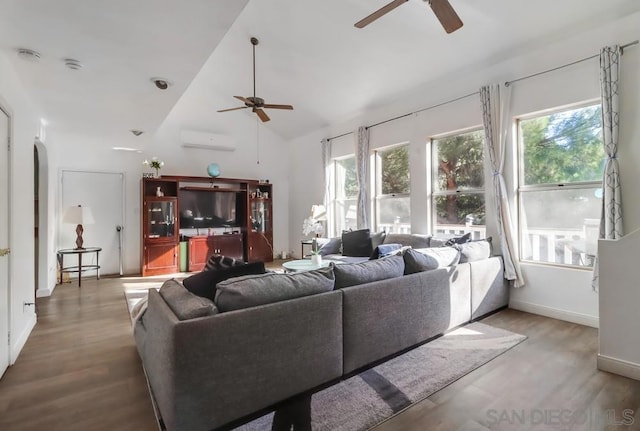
{"left": 141, "top": 175, "right": 273, "bottom": 276}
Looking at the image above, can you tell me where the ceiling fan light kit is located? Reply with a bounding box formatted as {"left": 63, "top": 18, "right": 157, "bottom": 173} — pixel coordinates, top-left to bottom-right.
{"left": 218, "top": 37, "right": 294, "bottom": 122}
{"left": 355, "top": 0, "right": 463, "bottom": 34}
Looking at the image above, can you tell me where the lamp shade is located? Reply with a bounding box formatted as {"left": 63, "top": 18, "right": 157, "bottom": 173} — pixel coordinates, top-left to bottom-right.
{"left": 311, "top": 204, "right": 327, "bottom": 221}
{"left": 63, "top": 205, "right": 95, "bottom": 225}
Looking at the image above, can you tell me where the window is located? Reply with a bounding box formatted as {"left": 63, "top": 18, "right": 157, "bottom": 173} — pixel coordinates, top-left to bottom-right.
{"left": 518, "top": 103, "right": 604, "bottom": 268}
{"left": 333, "top": 156, "right": 358, "bottom": 234}
{"left": 431, "top": 129, "right": 485, "bottom": 239}
{"left": 374, "top": 144, "right": 410, "bottom": 233}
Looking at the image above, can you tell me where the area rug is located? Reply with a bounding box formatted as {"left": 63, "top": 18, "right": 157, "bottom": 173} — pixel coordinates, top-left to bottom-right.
{"left": 234, "top": 322, "right": 526, "bottom": 431}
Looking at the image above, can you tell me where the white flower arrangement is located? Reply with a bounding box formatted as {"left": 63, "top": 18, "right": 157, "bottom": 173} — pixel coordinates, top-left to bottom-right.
{"left": 302, "top": 216, "right": 322, "bottom": 236}
{"left": 143, "top": 157, "right": 164, "bottom": 176}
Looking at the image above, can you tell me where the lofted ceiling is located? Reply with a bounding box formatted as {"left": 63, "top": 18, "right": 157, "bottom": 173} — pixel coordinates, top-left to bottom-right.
{"left": 1, "top": 0, "right": 640, "bottom": 145}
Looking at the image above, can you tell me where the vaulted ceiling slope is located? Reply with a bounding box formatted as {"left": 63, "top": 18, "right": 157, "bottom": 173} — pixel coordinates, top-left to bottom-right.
{"left": 2, "top": 0, "right": 640, "bottom": 146}
{"left": 0, "top": 0, "right": 249, "bottom": 141}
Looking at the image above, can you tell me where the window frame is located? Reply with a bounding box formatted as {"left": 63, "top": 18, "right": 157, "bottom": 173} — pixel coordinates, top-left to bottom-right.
{"left": 373, "top": 143, "right": 411, "bottom": 234}
{"left": 429, "top": 126, "right": 486, "bottom": 239}
{"left": 516, "top": 100, "right": 604, "bottom": 269}
{"left": 332, "top": 154, "right": 358, "bottom": 236}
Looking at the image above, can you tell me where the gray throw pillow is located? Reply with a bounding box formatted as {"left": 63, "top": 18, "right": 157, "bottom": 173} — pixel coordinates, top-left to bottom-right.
{"left": 370, "top": 231, "right": 387, "bottom": 249}
{"left": 215, "top": 266, "right": 335, "bottom": 312}
{"left": 159, "top": 279, "right": 218, "bottom": 320}
{"left": 334, "top": 255, "right": 405, "bottom": 289}
{"left": 403, "top": 247, "right": 460, "bottom": 274}
{"left": 455, "top": 238, "right": 492, "bottom": 263}
{"left": 383, "top": 233, "right": 431, "bottom": 249}
{"left": 317, "top": 237, "right": 342, "bottom": 256}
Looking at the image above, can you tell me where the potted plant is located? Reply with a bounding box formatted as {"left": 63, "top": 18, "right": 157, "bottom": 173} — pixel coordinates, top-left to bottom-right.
{"left": 310, "top": 237, "right": 322, "bottom": 266}
{"left": 143, "top": 157, "right": 164, "bottom": 178}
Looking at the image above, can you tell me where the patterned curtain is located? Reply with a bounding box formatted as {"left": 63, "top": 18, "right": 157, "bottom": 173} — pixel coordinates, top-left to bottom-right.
{"left": 480, "top": 84, "right": 525, "bottom": 287}
{"left": 321, "top": 138, "right": 333, "bottom": 235}
{"left": 593, "top": 45, "right": 624, "bottom": 290}
{"left": 355, "top": 126, "right": 370, "bottom": 229}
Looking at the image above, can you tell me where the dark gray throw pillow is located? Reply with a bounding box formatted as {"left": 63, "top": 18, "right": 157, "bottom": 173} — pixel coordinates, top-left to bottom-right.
{"left": 333, "top": 255, "right": 405, "bottom": 289}
{"left": 183, "top": 261, "right": 266, "bottom": 301}
{"left": 342, "top": 229, "right": 373, "bottom": 257}
{"left": 215, "top": 266, "right": 335, "bottom": 312}
{"left": 159, "top": 279, "right": 218, "bottom": 320}
{"left": 317, "top": 237, "right": 342, "bottom": 256}
{"left": 444, "top": 232, "right": 471, "bottom": 246}
{"left": 403, "top": 247, "right": 460, "bottom": 274}
{"left": 383, "top": 233, "right": 431, "bottom": 249}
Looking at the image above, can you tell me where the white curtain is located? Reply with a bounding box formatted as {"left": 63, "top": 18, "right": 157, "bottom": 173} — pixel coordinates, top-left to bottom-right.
{"left": 321, "top": 138, "right": 333, "bottom": 234}
{"left": 593, "top": 45, "right": 624, "bottom": 290}
{"left": 480, "top": 84, "right": 525, "bottom": 287}
{"left": 355, "top": 126, "right": 370, "bottom": 229}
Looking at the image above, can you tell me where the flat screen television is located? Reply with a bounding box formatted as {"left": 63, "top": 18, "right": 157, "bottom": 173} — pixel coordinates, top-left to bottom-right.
{"left": 178, "top": 189, "right": 241, "bottom": 228}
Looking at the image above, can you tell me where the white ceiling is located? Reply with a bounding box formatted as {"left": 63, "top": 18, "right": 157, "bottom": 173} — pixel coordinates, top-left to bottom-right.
{"left": 2, "top": 0, "right": 640, "bottom": 144}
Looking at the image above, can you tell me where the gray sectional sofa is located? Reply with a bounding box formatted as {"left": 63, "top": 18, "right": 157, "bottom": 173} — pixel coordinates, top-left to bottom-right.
{"left": 133, "top": 235, "right": 508, "bottom": 431}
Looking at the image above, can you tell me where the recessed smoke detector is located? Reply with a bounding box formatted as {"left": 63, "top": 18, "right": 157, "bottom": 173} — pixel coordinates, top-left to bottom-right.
{"left": 130, "top": 129, "right": 144, "bottom": 136}
{"left": 64, "top": 58, "right": 83, "bottom": 70}
{"left": 17, "top": 48, "right": 41, "bottom": 62}
{"left": 150, "top": 77, "right": 171, "bottom": 90}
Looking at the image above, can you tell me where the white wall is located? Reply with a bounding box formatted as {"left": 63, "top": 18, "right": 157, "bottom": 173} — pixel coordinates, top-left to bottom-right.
{"left": 0, "top": 52, "right": 42, "bottom": 362}
{"left": 288, "top": 11, "right": 640, "bottom": 326}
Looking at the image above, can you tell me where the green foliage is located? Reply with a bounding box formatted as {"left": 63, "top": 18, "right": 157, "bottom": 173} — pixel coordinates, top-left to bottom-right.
{"left": 433, "top": 130, "right": 485, "bottom": 223}
{"left": 337, "top": 157, "right": 358, "bottom": 198}
{"left": 521, "top": 105, "right": 604, "bottom": 185}
{"left": 380, "top": 145, "right": 410, "bottom": 194}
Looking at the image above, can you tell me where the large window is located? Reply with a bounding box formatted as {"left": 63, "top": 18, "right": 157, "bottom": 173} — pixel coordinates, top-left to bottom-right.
{"left": 431, "top": 129, "right": 485, "bottom": 239}
{"left": 518, "top": 103, "right": 604, "bottom": 268}
{"left": 333, "top": 156, "right": 358, "bottom": 233}
{"left": 374, "top": 144, "right": 410, "bottom": 233}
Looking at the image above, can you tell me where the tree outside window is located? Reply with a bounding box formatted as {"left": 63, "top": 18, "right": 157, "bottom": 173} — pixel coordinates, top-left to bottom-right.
{"left": 431, "top": 129, "right": 485, "bottom": 238}
{"left": 375, "top": 144, "right": 410, "bottom": 233}
{"left": 333, "top": 156, "right": 358, "bottom": 234}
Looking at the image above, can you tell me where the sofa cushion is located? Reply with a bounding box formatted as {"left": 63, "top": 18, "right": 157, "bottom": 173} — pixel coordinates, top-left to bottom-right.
{"left": 215, "top": 267, "right": 335, "bottom": 312}
{"left": 158, "top": 279, "right": 218, "bottom": 320}
{"left": 456, "top": 238, "right": 492, "bottom": 263}
{"left": 334, "top": 255, "right": 405, "bottom": 289}
{"left": 182, "top": 262, "right": 266, "bottom": 301}
{"left": 317, "top": 237, "right": 342, "bottom": 256}
{"left": 342, "top": 229, "right": 373, "bottom": 257}
{"left": 383, "top": 233, "right": 431, "bottom": 249}
{"left": 369, "top": 243, "right": 403, "bottom": 260}
{"left": 403, "top": 247, "right": 460, "bottom": 274}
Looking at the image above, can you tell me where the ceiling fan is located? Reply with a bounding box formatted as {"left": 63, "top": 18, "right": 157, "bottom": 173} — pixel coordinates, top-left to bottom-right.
{"left": 217, "top": 37, "right": 293, "bottom": 123}
{"left": 355, "top": 0, "right": 463, "bottom": 34}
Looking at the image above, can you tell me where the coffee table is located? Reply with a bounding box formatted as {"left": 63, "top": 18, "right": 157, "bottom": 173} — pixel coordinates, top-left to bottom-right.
{"left": 282, "top": 259, "right": 333, "bottom": 273}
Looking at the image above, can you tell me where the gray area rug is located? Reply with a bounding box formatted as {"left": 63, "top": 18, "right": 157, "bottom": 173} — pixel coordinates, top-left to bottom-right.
{"left": 234, "top": 322, "right": 526, "bottom": 431}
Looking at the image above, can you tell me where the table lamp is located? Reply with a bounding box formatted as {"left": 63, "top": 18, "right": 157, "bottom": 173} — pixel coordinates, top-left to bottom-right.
{"left": 63, "top": 205, "right": 95, "bottom": 249}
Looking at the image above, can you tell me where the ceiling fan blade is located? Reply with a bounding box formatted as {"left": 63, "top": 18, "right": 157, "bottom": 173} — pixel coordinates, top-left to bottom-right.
{"left": 234, "top": 96, "right": 254, "bottom": 105}
{"left": 217, "top": 106, "right": 249, "bottom": 113}
{"left": 263, "top": 104, "right": 294, "bottom": 110}
{"left": 254, "top": 108, "right": 270, "bottom": 122}
{"left": 429, "top": 0, "right": 463, "bottom": 34}
{"left": 355, "top": 0, "right": 408, "bottom": 28}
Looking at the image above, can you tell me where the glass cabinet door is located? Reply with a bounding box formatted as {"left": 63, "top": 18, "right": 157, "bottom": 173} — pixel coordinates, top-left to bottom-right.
{"left": 250, "top": 200, "right": 271, "bottom": 234}
{"left": 146, "top": 199, "right": 176, "bottom": 239}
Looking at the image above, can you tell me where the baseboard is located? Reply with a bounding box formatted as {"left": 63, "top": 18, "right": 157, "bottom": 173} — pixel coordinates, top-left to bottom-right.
{"left": 598, "top": 354, "right": 640, "bottom": 381}
{"left": 10, "top": 313, "right": 37, "bottom": 365}
{"left": 36, "top": 286, "right": 54, "bottom": 298}
{"left": 509, "top": 300, "right": 599, "bottom": 328}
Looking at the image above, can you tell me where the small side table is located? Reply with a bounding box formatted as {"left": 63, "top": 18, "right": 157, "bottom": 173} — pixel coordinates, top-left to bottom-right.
{"left": 57, "top": 247, "right": 102, "bottom": 287}
{"left": 300, "top": 239, "right": 314, "bottom": 258}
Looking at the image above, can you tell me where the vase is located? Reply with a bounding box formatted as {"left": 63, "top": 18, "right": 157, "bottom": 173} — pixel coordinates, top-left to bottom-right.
{"left": 156, "top": 186, "right": 164, "bottom": 197}
{"left": 153, "top": 169, "right": 160, "bottom": 178}
{"left": 311, "top": 254, "right": 322, "bottom": 266}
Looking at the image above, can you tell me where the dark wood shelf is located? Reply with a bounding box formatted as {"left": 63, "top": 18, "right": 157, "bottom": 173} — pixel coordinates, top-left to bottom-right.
{"left": 180, "top": 186, "right": 244, "bottom": 193}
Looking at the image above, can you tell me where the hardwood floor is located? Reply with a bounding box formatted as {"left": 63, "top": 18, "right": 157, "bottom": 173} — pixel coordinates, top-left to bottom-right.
{"left": 1, "top": 274, "right": 639, "bottom": 431}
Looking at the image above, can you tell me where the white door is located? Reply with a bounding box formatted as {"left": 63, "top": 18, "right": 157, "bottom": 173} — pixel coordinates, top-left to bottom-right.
{"left": 0, "top": 107, "right": 10, "bottom": 377}
{"left": 60, "top": 171, "right": 124, "bottom": 276}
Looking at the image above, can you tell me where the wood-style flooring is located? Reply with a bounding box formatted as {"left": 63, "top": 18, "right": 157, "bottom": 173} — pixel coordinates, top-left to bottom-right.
{"left": 1, "top": 273, "right": 639, "bottom": 431}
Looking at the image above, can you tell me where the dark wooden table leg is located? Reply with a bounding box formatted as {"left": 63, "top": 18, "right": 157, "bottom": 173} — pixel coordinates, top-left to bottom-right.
{"left": 96, "top": 250, "right": 100, "bottom": 280}
{"left": 78, "top": 252, "right": 82, "bottom": 288}
{"left": 57, "top": 253, "right": 63, "bottom": 284}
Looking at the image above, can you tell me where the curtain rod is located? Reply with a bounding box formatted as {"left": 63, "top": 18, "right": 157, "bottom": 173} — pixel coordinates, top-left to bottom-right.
{"left": 505, "top": 39, "right": 639, "bottom": 87}
{"left": 325, "top": 39, "right": 639, "bottom": 142}
{"left": 325, "top": 91, "right": 479, "bottom": 142}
